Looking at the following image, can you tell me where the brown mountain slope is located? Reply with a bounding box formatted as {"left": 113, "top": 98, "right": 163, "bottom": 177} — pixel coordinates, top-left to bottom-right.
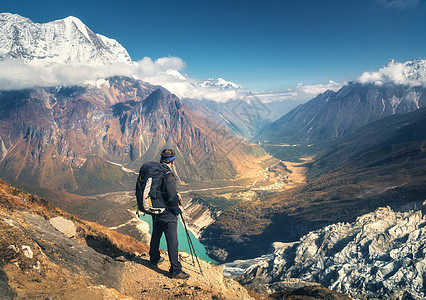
{"left": 0, "top": 76, "right": 268, "bottom": 195}
{"left": 0, "top": 179, "right": 253, "bottom": 299}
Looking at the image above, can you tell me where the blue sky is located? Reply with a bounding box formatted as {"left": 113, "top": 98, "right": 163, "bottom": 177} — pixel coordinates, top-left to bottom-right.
{"left": 2, "top": 0, "right": 426, "bottom": 91}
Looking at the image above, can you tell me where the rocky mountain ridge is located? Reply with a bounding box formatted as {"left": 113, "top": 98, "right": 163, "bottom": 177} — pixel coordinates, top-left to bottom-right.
{"left": 239, "top": 205, "right": 426, "bottom": 299}
{"left": 257, "top": 81, "right": 426, "bottom": 144}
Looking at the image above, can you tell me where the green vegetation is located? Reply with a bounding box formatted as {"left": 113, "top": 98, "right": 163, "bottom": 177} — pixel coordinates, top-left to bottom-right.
{"left": 192, "top": 193, "right": 240, "bottom": 211}
{"left": 74, "top": 156, "right": 134, "bottom": 195}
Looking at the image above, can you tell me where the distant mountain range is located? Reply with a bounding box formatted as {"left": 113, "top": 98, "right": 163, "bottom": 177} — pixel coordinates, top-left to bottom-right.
{"left": 0, "top": 76, "right": 265, "bottom": 195}
{"left": 256, "top": 80, "right": 426, "bottom": 144}
{"left": 307, "top": 106, "right": 426, "bottom": 179}
{"left": 0, "top": 13, "right": 269, "bottom": 195}
{"left": 182, "top": 98, "right": 271, "bottom": 139}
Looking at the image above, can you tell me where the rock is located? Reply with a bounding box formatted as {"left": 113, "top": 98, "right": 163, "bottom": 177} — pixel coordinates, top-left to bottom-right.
{"left": 270, "top": 285, "right": 351, "bottom": 300}
{"left": 239, "top": 206, "right": 426, "bottom": 299}
{"left": 25, "top": 214, "right": 124, "bottom": 291}
{"left": 114, "top": 256, "right": 127, "bottom": 262}
{"left": 49, "top": 216, "right": 77, "bottom": 238}
{"left": 21, "top": 245, "right": 33, "bottom": 259}
{"left": 0, "top": 268, "right": 17, "bottom": 299}
{"left": 207, "top": 247, "right": 229, "bottom": 262}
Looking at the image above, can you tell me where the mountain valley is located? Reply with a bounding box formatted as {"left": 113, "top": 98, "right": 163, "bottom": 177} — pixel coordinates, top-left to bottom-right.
{"left": 0, "top": 76, "right": 278, "bottom": 195}
{"left": 201, "top": 107, "right": 426, "bottom": 264}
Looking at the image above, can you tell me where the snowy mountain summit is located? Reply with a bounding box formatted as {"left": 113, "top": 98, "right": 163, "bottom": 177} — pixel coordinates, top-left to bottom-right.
{"left": 359, "top": 58, "right": 426, "bottom": 87}
{"left": 201, "top": 78, "right": 243, "bottom": 89}
{"left": 0, "top": 13, "right": 132, "bottom": 65}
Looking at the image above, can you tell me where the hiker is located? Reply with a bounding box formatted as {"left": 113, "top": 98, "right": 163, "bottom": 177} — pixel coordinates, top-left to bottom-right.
{"left": 137, "top": 149, "right": 190, "bottom": 279}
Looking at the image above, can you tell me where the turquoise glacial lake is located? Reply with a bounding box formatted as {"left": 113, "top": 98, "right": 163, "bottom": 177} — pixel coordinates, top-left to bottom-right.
{"left": 138, "top": 214, "right": 217, "bottom": 264}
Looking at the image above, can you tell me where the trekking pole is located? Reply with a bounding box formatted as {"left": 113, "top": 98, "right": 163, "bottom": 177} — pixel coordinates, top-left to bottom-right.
{"left": 183, "top": 220, "right": 196, "bottom": 267}
{"left": 179, "top": 212, "right": 196, "bottom": 266}
{"left": 180, "top": 213, "right": 204, "bottom": 276}
{"left": 181, "top": 213, "right": 199, "bottom": 268}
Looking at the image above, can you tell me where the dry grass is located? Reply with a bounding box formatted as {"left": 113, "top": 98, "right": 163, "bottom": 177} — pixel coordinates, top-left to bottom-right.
{"left": 0, "top": 179, "right": 149, "bottom": 257}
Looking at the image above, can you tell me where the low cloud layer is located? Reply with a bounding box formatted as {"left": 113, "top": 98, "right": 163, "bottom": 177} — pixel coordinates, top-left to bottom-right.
{"left": 0, "top": 56, "right": 243, "bottom": 102}
{"left": 253, "top": 81, "right": 343, "bottom": 104}
{"left": 12, "top": 56, "right": 425, "bottom": 105}
{"left": 0, "top": 58, "right": 132, "bottom": 89}
{"left": 358, "top": 59, "right": 426, "bottom": 86}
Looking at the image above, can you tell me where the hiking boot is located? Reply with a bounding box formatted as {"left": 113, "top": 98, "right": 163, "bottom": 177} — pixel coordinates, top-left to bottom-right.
{"left": 171, "top": 271, "right": 190, "bottom": 279}
{"left": 150, "top": 257, "right": 165, "bottom": 268}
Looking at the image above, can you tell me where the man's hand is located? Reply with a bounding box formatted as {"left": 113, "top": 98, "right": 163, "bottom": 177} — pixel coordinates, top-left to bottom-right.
{"left": 177, "top": 192, "right": 183, "bottom": 205}
{"left": 177, "top": 193, "right": 184, "bottom": 213}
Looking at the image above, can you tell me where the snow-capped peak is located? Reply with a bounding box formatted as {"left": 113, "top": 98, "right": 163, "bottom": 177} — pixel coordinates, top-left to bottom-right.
{"left": 0, "top": 13, "right": 132, "bottom": 66}
{"left": 166, "top": 69, "right": 187, "bottom": 80}
{"left": 200, "top": 77, "right": 243, "bottom": 89}
{"left": 359, "top": 58, "right": 426, "bottom": 87}
{"left": 63, "top": 16, "right": 92, "bottom": 43}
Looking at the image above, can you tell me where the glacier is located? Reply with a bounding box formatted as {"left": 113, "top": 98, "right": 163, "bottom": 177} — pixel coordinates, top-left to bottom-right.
{"left": 232, "top": 205, "right": 426, "bottom": 299}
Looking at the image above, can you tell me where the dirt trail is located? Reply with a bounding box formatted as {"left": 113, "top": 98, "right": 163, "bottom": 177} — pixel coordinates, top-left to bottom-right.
{"left": 122, "top": 254, "right": 252, "bottom": 300}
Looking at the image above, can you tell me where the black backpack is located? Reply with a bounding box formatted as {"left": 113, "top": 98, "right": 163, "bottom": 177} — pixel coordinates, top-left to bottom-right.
{"left": 135, "top": 161, "right": 166, "bottom": 215}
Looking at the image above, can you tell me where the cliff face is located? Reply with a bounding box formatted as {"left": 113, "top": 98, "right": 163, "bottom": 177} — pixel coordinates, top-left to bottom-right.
{"left": 181, "top": 196, "right": 221, "bottom": 238}
{"left": 0, "top": 179, "right": 253, "bottom": 299}
{"left": 0, "top": 76, "right": 265, "bottom": 195}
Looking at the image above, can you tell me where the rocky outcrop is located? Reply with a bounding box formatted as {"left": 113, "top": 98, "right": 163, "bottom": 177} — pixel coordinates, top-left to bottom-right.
{"left": 182, "top": 196, "right": 221, "bottom": 238}
{"left": 0, "top": 268, "right": 16, "bottom": 299}
{"left": 25, "top": 214, "right": 124, "bottom": 290}
{"left": 239, "top": 205, "right": 426, "bottom": 299}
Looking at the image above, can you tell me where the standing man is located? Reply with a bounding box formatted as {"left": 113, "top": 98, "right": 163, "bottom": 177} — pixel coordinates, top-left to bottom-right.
{"left": 148, "top": 149, "right": 189, "bottom": 279}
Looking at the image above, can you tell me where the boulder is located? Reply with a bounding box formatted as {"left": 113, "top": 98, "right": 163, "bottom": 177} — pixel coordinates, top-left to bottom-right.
{"left": 49, "top": 216, "right": 76, "bottom": 238}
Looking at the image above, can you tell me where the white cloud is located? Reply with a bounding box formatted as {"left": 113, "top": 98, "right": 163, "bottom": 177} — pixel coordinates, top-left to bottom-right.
{"left": 0, "top": 56, "right": 244, "bottom": 102}
{"left": 0, "top": 58, "right": 134, "bottom": 90}
{"left": 252, "top": 80, "right": 343, "bottom": 104}
{"left": 358, "top": 59, "right": 426, "bottom": 86}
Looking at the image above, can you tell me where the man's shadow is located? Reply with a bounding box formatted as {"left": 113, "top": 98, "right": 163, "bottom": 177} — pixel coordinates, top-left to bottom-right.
{"left": 131, "top": 255, "right": 172, "bottom": 277}
{"left": 85, "top": 235, "right": 172, "bottom": 276}
{"left": 85, "top": 235, "right": 201, "bottom": 277}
